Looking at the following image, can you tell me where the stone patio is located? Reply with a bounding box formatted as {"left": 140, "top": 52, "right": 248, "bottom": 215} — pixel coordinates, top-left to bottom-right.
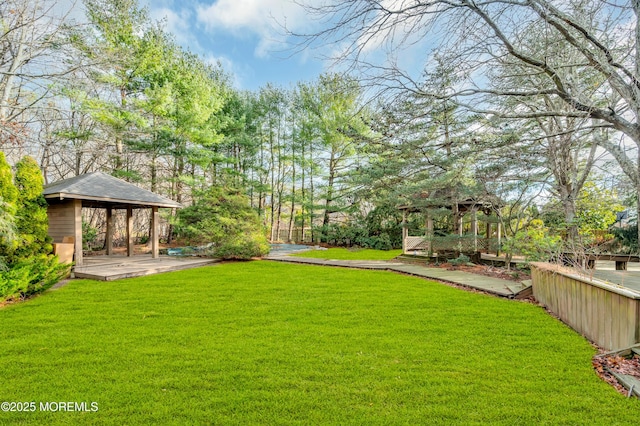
{"left": 72, "top": 255, "right": 218, "bottom": 281}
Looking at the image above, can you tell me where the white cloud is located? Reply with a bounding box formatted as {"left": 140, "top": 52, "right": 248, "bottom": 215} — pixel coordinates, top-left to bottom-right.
{"left": 150, "top": 7, "right": 194, "bottom": 47}
{"left": 196, "top": 0, "right": 308, "bottom": 58}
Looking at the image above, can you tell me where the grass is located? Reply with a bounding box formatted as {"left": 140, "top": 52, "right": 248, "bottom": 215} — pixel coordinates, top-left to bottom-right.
{"left": 0, "top": 261, "right": 638, "bottom": 424}
{"left": 290, "top": 247, "right": 403, "bottom": 260}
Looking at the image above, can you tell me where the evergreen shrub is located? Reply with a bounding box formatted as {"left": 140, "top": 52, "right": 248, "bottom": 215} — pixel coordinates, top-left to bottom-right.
{"left": 0, "top": 155, "right": 67, "bottom": 302}
{"left": 175, "top": 186, "right": 270, "bottom": 259}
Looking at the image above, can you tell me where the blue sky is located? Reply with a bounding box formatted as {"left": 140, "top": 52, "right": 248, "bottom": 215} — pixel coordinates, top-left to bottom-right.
{"left": 141, "top": 0, "right": 327, "bottom": 91}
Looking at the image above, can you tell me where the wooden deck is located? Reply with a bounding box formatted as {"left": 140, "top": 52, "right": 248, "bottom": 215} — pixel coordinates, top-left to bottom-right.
{"left": 73, "top": 255, "right": 219, "bottom": 281}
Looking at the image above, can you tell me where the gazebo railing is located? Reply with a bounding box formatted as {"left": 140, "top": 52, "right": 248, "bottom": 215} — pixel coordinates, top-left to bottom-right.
{"left": 404, "top": 235, "right": 501, "bottom": 255}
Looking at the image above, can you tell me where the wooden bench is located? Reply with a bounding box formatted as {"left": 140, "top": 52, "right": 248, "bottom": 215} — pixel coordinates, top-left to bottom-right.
{"left": 561, "top": 253, "right": 640, "bottom": 271}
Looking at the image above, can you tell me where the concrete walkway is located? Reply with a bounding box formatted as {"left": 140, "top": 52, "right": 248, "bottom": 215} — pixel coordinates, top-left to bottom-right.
{"left": 265, "top": 254, "right": 531, "bottom": 298}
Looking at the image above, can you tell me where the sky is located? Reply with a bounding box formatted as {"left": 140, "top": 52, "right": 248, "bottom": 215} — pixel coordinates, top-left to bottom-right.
{"left": 140, "top": 0, "right": 328, "bottom": 91}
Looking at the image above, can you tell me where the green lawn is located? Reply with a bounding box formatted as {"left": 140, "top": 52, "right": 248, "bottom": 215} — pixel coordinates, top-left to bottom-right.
{"left": 0, "top": 261, "right": 637, "bottom": 424}
{"left": 291, "top": 247, "right": 403, "bottom": 260}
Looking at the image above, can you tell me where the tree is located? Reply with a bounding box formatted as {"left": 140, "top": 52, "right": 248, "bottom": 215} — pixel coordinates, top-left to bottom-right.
{"left": 356, "top": 60, "right": 497, "bottom": 235}
{"left": 12, "top": 156, "right": 52, "bottom": 261}
{"left": 0, "top": 151, "right": 18, "bottom": 210}
{"left": 296, "top": 0, "right": 640, "bottom": 248}
{"left": 575, "top": 181, "right": 625, "bottom": 240}
{"left": 78, "top": 0, "right": 161, "bottom": 173}
{"left": 0, "top": 151, "right": 18, "bottom": 266}
{"left": 174, "top": 186, "right": 269, "bottom": 259}
{"left": 299, "top": 73, "right": 373, "bottom": 236}
{"left": 0, "top": 0, "right": 74, "bottom": 146}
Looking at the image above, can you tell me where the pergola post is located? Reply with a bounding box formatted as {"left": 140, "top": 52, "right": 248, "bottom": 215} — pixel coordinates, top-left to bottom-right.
{"left": 106, "top": 206, "right": 113, "bottom": 256}
{"left": 127, "top": 206, "right": 134, "bottom": 257}
{"left": 151, "top": 206, "right": 159, "bottom": 258}
{"left": 73, "top": 199, "right": 83, "bottom": 266}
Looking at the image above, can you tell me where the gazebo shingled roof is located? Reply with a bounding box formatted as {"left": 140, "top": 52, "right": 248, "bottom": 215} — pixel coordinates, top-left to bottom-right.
{"left": 43, "top": 171, "right": 182, "bottom": 209}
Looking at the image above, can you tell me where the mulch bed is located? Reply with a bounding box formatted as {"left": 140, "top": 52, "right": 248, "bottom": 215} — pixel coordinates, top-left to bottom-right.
{"left": 593, "top": 352, "right": 640, "bottom": 396}
{"left": 430, "top": 262, "right": 531, "bottom": 283}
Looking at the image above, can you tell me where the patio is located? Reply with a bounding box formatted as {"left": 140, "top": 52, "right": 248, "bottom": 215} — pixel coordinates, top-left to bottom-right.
{"left": 72, "top": 255, "right": 218, "bottom": 281}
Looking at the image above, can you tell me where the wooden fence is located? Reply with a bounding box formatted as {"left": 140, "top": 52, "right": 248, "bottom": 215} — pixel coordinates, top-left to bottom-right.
{"left": 531, "top": 262, "right": 640, "bottom": 351}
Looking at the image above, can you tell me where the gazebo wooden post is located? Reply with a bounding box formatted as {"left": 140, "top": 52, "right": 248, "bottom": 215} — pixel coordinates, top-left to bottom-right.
{"left": 471, "top": 208, "right": 478, "bottom": 252}
{"left": 452, "top": 202, "right": 459, "bottom": 235}
{"left": 151, "top": 206, "right": 159, "bottom": 258}
{"left": 426, "top": 210, "right": 434, "bottom": 255}
{"left": 496, "top": 221, "right": 502, "bottom": 256}
{"left": 106, "top": 206, "right": 113, "bottom": 256}
{"left": 485, "top": 221, "right": 492, "bottom": 253}
{"left": 73, "top": 199, "right": 83, "bottom": 266}
{"left": 126, "top": 206, "right": 134, "bottom": 257}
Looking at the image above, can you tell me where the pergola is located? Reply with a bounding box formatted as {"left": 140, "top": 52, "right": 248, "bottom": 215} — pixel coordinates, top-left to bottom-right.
{"left": 44, "top": 172, "right": 182, "bottom": 266}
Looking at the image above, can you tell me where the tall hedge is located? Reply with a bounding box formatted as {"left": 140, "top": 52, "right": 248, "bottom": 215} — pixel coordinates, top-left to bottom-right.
{"left": 0, "top": 155, "right": 66, "bottom": 302}
{"left": 13, "top": 156, "right": 53, "bottom": 261}
{"left": 0, "top": 152, "right": 17, "bottom": 208}
{"left": 0, "top": 152, "right": 17, "bottom": 264}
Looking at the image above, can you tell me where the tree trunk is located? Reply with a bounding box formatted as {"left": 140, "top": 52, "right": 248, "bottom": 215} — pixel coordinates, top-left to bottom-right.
{"left": 269, "top": 125, "right": 276, "bottom": 242}
{"left": 300, "top": 139, "right": 306, "bottom": 242}
{"left": 0, "top": 19, "right": 26, "bottom": 122}
{"left": 322, "top": 150, "right": 337, "bottom": 229}
{"left": 288, "top": 140, "right": 297, "bottom": 243}
{"left": 561, "top": 193, "right": 578, "bottom": 248}
{"left": 637, "top": 186, "right": 640, "bottom": 253}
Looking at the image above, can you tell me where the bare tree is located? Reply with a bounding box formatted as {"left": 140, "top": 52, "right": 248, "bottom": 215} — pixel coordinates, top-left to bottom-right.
{"left": 294, "top": 0, "right": 640, "bottom": 246}
{"left": 0, "top": 0, "right": 76, "bottom": 147}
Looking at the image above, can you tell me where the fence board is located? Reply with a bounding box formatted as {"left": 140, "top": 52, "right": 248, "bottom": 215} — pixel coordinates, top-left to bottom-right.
{"left": 531, "top": 263, "right": 640, "bottom": 351}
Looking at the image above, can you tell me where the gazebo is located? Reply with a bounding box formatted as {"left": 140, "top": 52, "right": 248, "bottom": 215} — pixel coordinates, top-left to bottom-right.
{"left": 44, "top": 172, "right": 182, "bottom": 266}
{"left": 399, "top": 192, "right": 503, "bottom": 256}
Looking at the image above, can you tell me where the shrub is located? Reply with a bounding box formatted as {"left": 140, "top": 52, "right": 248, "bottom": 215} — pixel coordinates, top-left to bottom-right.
{"left": 313, "top": 205, "right": 403, "bottom": 251}
{"left": 449, "top": 254, "right": 472, "bottom": 267}
{"left": 0, "top": 152, "right": 18, "bottom": 263}
{"left": 175, "top": 186, "right": 269, "bottom": 259}
{"left": 610, "top": 225, "right": 638, "bottom": 254}
{"left": 503, "top": 219, "right": 562, "bottom": 261}
{"left": 0, "top": 155, "right": 67, "bottom": 302}
{"left": 13, "top": 156, "right": 53, "bottom": 261}
{"left": 0, "top": 255, "right": 68, "bottom": 301}
{"left": 82, "top": 220, "right": 100, "bottom": 250}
